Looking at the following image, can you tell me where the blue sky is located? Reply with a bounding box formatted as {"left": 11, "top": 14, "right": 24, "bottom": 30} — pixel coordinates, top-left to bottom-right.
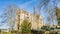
{"left": 0, "top": 0, "right": 40, "bottom": 29}
{"left": 0, "top": 0, "right": 60, "bottom": 29}
{"left": 0, "top": 0, "right": 40, "bottom": 13}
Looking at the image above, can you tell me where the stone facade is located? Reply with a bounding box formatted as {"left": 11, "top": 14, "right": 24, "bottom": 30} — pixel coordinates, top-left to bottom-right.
{"left": 15, "top": 9, "right": 44, "bottom": 31}
{"left": 56, "top": 7, "right": 60, "bottom": 26}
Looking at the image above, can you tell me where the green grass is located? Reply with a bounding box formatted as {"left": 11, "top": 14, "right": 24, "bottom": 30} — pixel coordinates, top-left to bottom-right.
{"left": 2, "top": 32, "right": 9, "bottom": 34}
{"left": 2, "top": 32, "right": 17, "bottom": 34}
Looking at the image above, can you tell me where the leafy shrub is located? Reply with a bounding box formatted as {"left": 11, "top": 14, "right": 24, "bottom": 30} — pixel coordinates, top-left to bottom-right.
{"left": 31, "top": 30, "right": 38, "bottom": 34}
{"left": 21, "top": 19, "right": 31, "bottom": 34}
{"left": 11, "top": 30, "right": 18, "bottom": 33}
{"left": 39, "top": 30, "right": 45, "bottom": 34}
{"left": 0, "top": 30, "right": 1, "bottom": 34}
{"left": 31, "top": 30, "right": 45, "bottom": 34}
{"left": 0, "top": 30, "right": 1, "bottom": 32}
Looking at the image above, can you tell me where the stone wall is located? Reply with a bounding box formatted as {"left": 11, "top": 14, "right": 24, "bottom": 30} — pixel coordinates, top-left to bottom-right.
{"left": 15, "top": 9, "right": 44, "bottom": 31}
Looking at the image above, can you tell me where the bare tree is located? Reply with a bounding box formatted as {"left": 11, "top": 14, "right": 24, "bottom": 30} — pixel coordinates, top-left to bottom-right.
{"left": 37, "top": 0, "right": 50, "bottom": 26}
{"left": 46, "top": 0, "right": 58, "bottom": 26}
{"left": 38, "top": 0, "right": 60, "bottom": 26}
{"left": 38, "top": 0, "right": 50, "bottom": 14}
{"left": 6, "top": 4, "right": 18, "bottom": 34}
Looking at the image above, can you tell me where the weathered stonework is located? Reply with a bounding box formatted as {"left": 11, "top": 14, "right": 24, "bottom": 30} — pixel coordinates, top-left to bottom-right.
{"left": 15, "top": 9, "right": 44, "bottom": 31}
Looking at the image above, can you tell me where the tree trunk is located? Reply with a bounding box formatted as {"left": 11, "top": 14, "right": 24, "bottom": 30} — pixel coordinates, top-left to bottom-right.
{"left": 10, "top": 16, "right": 12, "bottom": 34}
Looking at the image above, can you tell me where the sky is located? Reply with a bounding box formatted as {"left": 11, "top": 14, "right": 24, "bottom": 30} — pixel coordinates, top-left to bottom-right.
{"left": 0, "top": 0, "right": 60, "bottom": 29}
{"left": 0, "top": 0, "right": 40, "bottom": 29}
{"left": 0, "top": 0, "right": 40, "bottom": 13}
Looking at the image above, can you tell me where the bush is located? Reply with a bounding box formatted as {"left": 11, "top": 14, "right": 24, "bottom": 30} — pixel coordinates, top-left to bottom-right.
{"left": 21, "top": 19, "right": 31, "bottom": 34}
{"left": 49, "top": 31, "right": 57, "bottom": 34}
{"left": 11, "top": 30, "right": 18, "bottom": 33}
{"left": 31, "top": 30, "right": 45, "bottom": 34}
{"left": 39, "top": 30, "right": 45, "bottom": 34}
{"left": 31, "top": 30, "right": 38, "bottom": 34}
{"left": 0, "top": 30, "right": 1, "bottom": 34}
{"left": 0, "top": 30, "right": 1, "bottom": 32}
{"left": 41, "top": 26, "right": 49, "bottom": 31}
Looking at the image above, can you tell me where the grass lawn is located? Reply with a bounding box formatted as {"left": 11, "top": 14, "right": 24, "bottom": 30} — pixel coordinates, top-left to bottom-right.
{"left": 2, "top": 32, "right": 17, "bottom": 34}
{"left": 2, "top": 32, "right": 9, "bottom": 34}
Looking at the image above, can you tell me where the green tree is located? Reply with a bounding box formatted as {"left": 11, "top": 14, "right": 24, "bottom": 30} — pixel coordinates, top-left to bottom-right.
{"left": 21, "top": 19, "right": 31, "bottom": 34}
